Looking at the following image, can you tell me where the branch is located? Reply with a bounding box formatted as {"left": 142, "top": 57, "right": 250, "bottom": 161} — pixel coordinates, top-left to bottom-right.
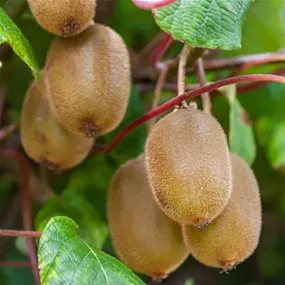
{"left": 94, "top": 74, "right": 285, "bottom": 154}
{"left": 177, "top": 44, "right": 191, "bottom": 108}
{"left": 197, "top": 58, "right": 211, "bottom": 114}
{"left": 188, "top": 49, "right": 285, "bottom": 73}
{"left": 2, "top": 150, "right": 41, "bottom": 285}
{"left": 0, "top": 229, "right": 41, "bottom": 238}
{"left": 0, "top": 124, "right": 17, "bottom": 141}
{"left": 237, "top": 67, "right": 285, "bottom": 93}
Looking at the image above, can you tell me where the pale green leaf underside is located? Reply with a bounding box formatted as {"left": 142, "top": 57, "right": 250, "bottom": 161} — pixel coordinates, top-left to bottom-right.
{"left": 155, "top": 0, "right": 253, "bottom": 50}
{"left": 0, "top": 7, "right": 39, "bottom": 77}
{"left": 229, "top": 99, "right": 256, "bottom": 166}
{"left": 38, "top": 216, "right": 146, "bottom": 285}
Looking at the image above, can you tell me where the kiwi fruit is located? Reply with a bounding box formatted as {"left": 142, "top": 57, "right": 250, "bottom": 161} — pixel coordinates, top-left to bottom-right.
{"left": 145, "top": 108, "right": 232, "bottom": 227}
{"left": 44, "top": 23, "right": 130, "bottom": 138}
{"left": 183, "top": 153, "right": 262, "bottom": 272}
{"left": 20, "top": 73, "right": 94, "bottom": 170}
{"left": 27, "top": 0, "right": 96, "bottom": 37}
{"left": 107, "top": 154, "right": 188, "bottom": 280}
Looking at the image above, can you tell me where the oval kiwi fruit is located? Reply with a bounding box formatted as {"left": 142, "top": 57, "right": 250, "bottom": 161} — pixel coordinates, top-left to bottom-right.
{"left": 20, "top": 73, "right": 94, "bottom": 170}
{"left": 44, "top": 23, "right": 130, "bottom": 138}
{"left": 183, "top": 153, "right": 262, "bottom": 272}
{"left": 27, "top": 0, "right": 96, "bottom": 37}
{"left": 145, "top": 108, "right": 232, "bottom": 227}
{"left": 107, "top": 154, "right": 188, "bottom": 280}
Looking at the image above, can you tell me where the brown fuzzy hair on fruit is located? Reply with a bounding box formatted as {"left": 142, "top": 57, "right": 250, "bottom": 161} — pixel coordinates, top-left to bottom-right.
{"left": 183, "top": 153, "right": 262, "bottom": 272}
{"left": 44, "top": 23, "right": 130, "bottom": 138}
{"left": 20, "top": 73, "right": 94, "bottom": 170}
{"left": 27, "top": 0, "right": 96, "bottom": 37}
{"left": 107, "top": 154, "right": 188, "bottom": 280}
{"left": 145, "top": 108, "right": 232, "bottom": 227}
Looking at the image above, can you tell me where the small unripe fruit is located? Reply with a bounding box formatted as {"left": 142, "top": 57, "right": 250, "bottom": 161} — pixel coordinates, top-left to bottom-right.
{"left": 27, "top": 0, "right": 96, "bottom": 37}
{"left": 45, "top": 24, "right": 130, "bottom": 137}
{"left": 107, "top": 154, "right": 188, "bottom": 280}
{"left": 20, "top": 74, "right": 94, "bottom": 170}
{"left": 145, "top": 108, "right": 232, "bottom": 227}
{"left": 183, "top": 154, "right": 262, "bottom": 272}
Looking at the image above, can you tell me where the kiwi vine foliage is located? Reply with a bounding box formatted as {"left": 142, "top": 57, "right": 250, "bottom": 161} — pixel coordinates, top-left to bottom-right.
{"left": 0, "top": 0, "right": 285, "bottom": 285}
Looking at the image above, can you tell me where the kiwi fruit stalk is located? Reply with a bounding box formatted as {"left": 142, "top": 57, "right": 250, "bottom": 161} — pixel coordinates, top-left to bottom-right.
{"left": 183, "top": 153, "right": 262, "bottom": 272}
{"left": 27, "top": 0, "right": 96, "bottom": 37}
{"left": 44, "top": 23, "right": 130, "bottom": 138}
{"left": 145, "top": 108, "right": 232, "bottom": 227}
{"left": 20, "top": 73, "right": 94, "bottom": 170}
{"left": 107, "top": 154, "right": 188, "bottom": 280}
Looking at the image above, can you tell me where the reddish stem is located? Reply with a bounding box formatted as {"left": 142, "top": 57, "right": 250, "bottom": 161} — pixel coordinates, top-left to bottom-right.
{"left": 2, "top": 150, "right": 41, "bottom": 285}
{"left": 151, "top": 33, "right": 173, "bottom": 69}
{"left": 0, "top": 261, "right": 31, "bottom": 268}
{"left": 237, "top": 67, "right": 285, "bottom": 93}
{"left": 0, "top": 229, "right": 41, "bottom": 238}
{"left": 94, "top": 74, "right": 285, "bottom": 154}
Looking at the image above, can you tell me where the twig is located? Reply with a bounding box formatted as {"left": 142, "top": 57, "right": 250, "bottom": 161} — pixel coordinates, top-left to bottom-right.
{"left": 93, "top": 74, "right": 285, "bottom": 154}
{"left": 187, "top": 49, "right": 285, "bottom": 73}
{"left": 0, "top": 229, "right": 41, "bottom": 238}
{"left": 0, "top": 124, "right": 17, "bottom": 141}
{"left": 2, "top": 150, "right": 41, "bottom": 285}
{"left": 148, "top": 65, "right": 170, "bottom": 132}
{"left": 197, "top": 58, "right": 211, "bottom": 114}
{"left": 177, "top": 44, "right": 191, "bottom": 108}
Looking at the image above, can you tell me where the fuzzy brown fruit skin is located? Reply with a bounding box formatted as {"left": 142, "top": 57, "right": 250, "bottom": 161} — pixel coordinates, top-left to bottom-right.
{"left": 183, "top": 154, "right": 262, "bottom": 272}
{"left": 145, "top": 108, "right": 232, "bottom": 227}
{"left": 45, "top": 24, "right": 130, "bottom": 138}
{"left": 107, "top": 154, "right": 188, "bottom": 279}
{"left": 20, "top": 75, "right": 94, "bottom": 170}
{"left": 27, "top": 0, "right": 96, "bottom": 37}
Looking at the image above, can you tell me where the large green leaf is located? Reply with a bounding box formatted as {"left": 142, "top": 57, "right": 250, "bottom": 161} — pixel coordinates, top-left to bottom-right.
{"left": 154, "top": 0, "right": 253, "bottom": 50}
{"left": 0, "top": 7, "right": 39, "bottom": 77}
{"left": 38, "top": 216, "right": 146, "bottom": 285}
{"left": 35, "top": 191, "right": 108, "bottom": 249}
{"left": 256, "top": 117, "right": 285, "bottom": 171}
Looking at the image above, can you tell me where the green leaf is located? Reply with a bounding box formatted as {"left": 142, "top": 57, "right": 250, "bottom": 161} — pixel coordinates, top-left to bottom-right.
{"left": 38, "top": 216, "right": 146, "bottom": 285}
{"left": 219, "top": 85, "right": 256, "bottom": 165}
{"left": 35, "top": 191, "right": 108, "bottom": 249}
{"left": 229, "top": 98, "right": 256, "bottom": 165}
{"left": 256, "top": 117, "right": 285, "bottom": 171}
{"left": 154, "top": 0, "right": 253, "bottom": 50}
{"left": 0, "top": 8, "right": 39, "bottom": 77}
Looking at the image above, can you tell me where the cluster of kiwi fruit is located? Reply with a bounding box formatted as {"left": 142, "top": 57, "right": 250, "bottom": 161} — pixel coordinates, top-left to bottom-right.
{"left": 21, "top": 0, "right": 262, "bottom": 279}
{"left": 108, "top": 104, "right": 262, "bottom": 279}
{"left": 21, "top": 0, "right": 131, "bottom": 170}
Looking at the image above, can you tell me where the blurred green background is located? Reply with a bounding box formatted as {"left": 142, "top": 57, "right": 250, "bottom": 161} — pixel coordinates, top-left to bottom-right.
{"left": 1, "top": 0, "right": 285, "bottom": 284}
